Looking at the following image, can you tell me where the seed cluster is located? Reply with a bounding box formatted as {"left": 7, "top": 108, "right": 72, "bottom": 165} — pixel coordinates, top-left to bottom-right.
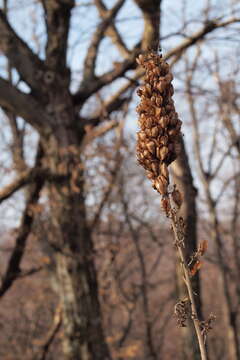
{"left": 136, "top": 52, "right": 182, "bottom": 195}
{"left": 174, "top": 299, "right": 191, "bottom": 327}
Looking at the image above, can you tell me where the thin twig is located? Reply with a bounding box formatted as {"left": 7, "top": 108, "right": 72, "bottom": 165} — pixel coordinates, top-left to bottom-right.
{"left": 169, "top": 200, "right": 208, "bottom": 360}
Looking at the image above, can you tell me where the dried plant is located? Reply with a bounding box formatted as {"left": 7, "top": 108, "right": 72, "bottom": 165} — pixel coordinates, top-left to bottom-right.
{"left": 136, "top": 51, "right": 212, "bottom": 360}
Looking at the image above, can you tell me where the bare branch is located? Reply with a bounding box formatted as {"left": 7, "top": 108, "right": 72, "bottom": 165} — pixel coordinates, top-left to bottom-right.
{"left": 94, "top": 0, "right": 130, "bottom": 58}
{"left": 4, "top": 109, "right": 26, "bottom": 171}
{"left": 79, "top": 94, "right": 130, "bottom": 130}
{"left": 41, "top": 0, "right": 74, "bottom": 71}
{"left": 0, "top": 77, "right": 51, "bottom": 131}
{"left": 134, "top": 0, "right": 162, "bottom": 50}
{"left": 165, "top": 18, "right": 240, "bottom": 60}
{"left": 82, "top": 0, "right": 126, "bottom": 83}
{"left": 0, "top": 145, "right": 45, "bottom": 298}
{"left": 90, "top": 122, "right": 124, "bottom": 229}
{"left": 0, "top": 168, "right": 34, "bottom": 204}
{"left": 81, "top": 119, "right": 119, "bottom": 148}
{"left": 0, "top": 9, "right": 45, "bottom": 91}
{"left": 73, "top": 50, "right": 138, "bottom": 105}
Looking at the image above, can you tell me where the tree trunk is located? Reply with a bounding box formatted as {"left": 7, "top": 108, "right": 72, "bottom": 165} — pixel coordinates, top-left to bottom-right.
{"left": 208, "top": 205, "right": 239, "bottom": 360}
{"left": 172, "top": 138, "right": 202, "bottom": 360}
{"left": 41, "top": 87, "right": 111, "bottom": 360}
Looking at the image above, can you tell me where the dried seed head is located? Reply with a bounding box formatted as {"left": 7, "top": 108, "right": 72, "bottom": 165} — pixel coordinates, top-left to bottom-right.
{"left": 136, "top": 51, "right": 182, "bottom": 197}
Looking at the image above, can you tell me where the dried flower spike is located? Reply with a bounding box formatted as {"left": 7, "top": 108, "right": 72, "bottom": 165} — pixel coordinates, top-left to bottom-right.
{"left": 136, "top": 52, "right": 209, "bottom": 360}
{"left": 136, "top": 51, "right": 182, "bottom": 196}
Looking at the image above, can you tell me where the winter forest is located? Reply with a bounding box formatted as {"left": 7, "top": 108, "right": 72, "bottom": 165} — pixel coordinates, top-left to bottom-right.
{"left": 0, "top": 0, "right": 240, "bottom": 359}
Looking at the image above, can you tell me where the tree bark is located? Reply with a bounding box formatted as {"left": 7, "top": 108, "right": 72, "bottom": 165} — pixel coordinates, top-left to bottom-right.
{"left": 41, "top": 85, "right": 111, "bottom": 360}
{"left": 171, "top": 137, "right": 202, "bottom": 360}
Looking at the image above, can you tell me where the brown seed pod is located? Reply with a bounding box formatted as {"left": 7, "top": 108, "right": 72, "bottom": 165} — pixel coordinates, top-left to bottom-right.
{"left": 142, "top": 98, "right": 152, "bottom": 107}
{"left": 159, "top": 174, "right": 169, "bottom": 187}
{"left": 155, "top": 107, "right": 162, "bottom": 117}
{"left": 137, "top": 88, "right": 143, "bottom": 97}
{"left": 159, "top": 146, "right": 169, "bottom": 161}
{"left": 157, "top": 81, "right": 167, "bottom": 93}
{"left": 154, "top": 177, "right": 168, "bottom": 195}
{"left": 169, "top": 116, "right": 178, "bottom": 127}
{"left": 153, "top": 67, "right": 161, "bottom": 76}
{"left": 145, "top": 117, "right": 154, "bottom": 129}
{"left": 146, "top": 141, "right": 156, "bottom": 154}
{"left": 137, "top": 131, "right": 146, "bottom": 141}
{"left": 165, "top": 73, "right": 173, "bottom": 83}
{"left": 143, "top": 149, "right": 151, "bottom": 159}
{"left": 156, "top": 96, "right": 163, "bottom": 107}
{"left": 161, "top": 62, "right": 169, "bottom": 74}
{"left": 150, "top": 95, "right": 156, "bottom": 104}
{"left": 144, "top": 159, "right": 151, "bottom": 167}
{"left": 145, "top": 128, "right": 152, "bottom": 137}
{"left": 137, "top": 54, "right": 144, "bottom": 64}
{"left": 176, "top": 119, "right": 182, "bottom": 130}
{"left": 145, "top": 75, "right": 150, "bottom": 83}
{"left": 160, "top": 135, "right": 168, "bottom": 146}
{"left": 159, "top": 116, "right": 170, "bottom": 128}
{"left": 145, "top": 83, "right": 152, "bottom": 96}
{"left": 168, "top": 128, "right": 179, "bottom": 139}
{"left": 151, "top": 126, "right": 160, "bottom": 137}
{"left": 151, "top": 162, "right": 159, "bottom": 175}
{"left": 160, "top": 163, "right": 169, "bottom": 179}
{"left": 146, "top": 171, "right": 154, "bottom": 180}
{"left": 149, "top": 107, "right": 156, "bottom": 116}
{"left": 148, "top": 60, "right": 155, "bottom": 70}
{"left": 136, "top": 104, "right": 145, "bottom": 114}
{"left": 139, "top": 140, "right": 147, "bottom": 150}
{"left": 148, "top": 70, "right": 154, "bottom": 78}
{"left": 156, "top": 147, "right": 161, "bottom": 160}
{"left": 153, "top": 80, "right": 159, "bottom": 89}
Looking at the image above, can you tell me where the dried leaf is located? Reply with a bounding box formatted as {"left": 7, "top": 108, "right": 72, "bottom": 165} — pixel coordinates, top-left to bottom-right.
{"left": 190, "top": 260, "right": 202, "bottom": 276}
{"left": 172, "top": 188, "right": 182, "bottom": 208}
{"left": 161, "top": 197, "right": 171, "bottom": 216}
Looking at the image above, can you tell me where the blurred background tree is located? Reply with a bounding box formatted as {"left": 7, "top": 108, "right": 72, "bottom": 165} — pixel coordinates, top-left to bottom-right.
{"left": 0, "top": 0, "right": 239, "bottom": 359}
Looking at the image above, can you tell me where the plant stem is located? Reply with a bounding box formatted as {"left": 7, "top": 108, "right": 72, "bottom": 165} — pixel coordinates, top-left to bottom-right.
{"left": 170, "top": 203, "right": 208, "bottom": 360}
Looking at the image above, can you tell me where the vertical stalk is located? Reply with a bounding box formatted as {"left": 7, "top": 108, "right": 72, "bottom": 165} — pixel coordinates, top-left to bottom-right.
{"left": 169, "top": 204, "right": 207, "bottom": 360}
